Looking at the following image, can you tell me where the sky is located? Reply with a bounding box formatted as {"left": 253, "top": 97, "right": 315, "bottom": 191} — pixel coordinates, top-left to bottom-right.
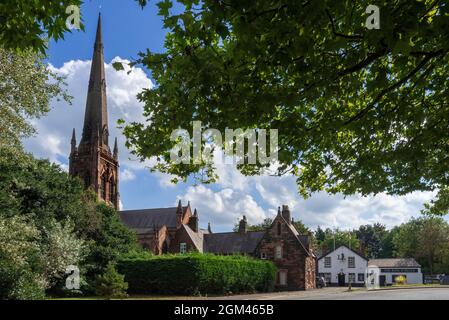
{"left": 23, "top": 0, "right": 440, "bottom": 233}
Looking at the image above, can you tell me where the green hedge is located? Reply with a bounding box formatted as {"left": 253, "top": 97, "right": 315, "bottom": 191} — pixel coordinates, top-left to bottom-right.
{"left": 117, "top": 253, "right": 276, "bottom": 295}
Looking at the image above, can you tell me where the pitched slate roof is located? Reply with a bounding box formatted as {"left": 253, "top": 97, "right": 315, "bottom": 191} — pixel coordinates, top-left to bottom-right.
{"left": 279, "top": 215, "right": 314, "bottom": 257}
{"left": 119, "top": 206, "right": 187, "bottom": 232}
{"left": 368, "top": 258, "right": 421, "bottom": 268}
{"left": 317, "top": 245, "right": 368, "bottom": 261}
{"left": 181, "top": 224, "right": 204, "bottom": 252}
{"left": 203, "top": 231, "right": 265, "bottom": 254}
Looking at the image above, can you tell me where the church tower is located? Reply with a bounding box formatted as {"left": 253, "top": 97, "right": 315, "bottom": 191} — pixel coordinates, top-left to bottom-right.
{"left": 69, "top": 14, "right": 119, "bottom": 210}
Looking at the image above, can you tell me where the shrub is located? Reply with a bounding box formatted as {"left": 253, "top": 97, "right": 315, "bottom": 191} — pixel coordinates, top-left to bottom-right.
{"left": 95, "top": 263, "right": 128, "bottom": 299}
{"left": 117, "top": 253, "right": 276, "bottom": 295}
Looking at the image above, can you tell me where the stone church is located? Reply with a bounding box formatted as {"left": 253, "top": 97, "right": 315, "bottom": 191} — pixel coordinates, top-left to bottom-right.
{"left": 69, "top": 14, "right": 316, "bottom": 290}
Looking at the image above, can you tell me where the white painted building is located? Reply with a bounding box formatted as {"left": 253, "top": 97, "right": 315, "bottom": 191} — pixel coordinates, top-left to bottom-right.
{"left": 368, "top": 258, "right": 423, "bottom": 285}
{"left": 318, "top": 245, "right": 368, "bottom": 286}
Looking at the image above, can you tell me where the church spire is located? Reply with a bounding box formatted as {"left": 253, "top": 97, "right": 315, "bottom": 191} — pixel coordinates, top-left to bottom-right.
{"left": 71, "top": 128, "right": 77, "bottom": 153}
{"left": 80, "top": 13, "right": 108, "bottom": 146}
{"left": 113, "top": 137, "right": 118, "bottom": 159}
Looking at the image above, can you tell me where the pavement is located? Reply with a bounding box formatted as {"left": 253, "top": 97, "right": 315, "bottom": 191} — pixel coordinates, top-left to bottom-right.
{"left": 208, "top": 286, "right": 449, "bottom": 300}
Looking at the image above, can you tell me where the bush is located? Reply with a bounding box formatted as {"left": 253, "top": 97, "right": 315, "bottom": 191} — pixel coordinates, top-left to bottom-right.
{"left": 117, "top": 253, "right": 276, "bottom": 295}
{"left": 95, "top": 263, "right": 128, "bottom": 299}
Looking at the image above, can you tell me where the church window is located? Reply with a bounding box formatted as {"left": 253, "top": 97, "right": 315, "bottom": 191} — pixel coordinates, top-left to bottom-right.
{"left": 101, "top": 174, "right": 107, "bottom": 200}
{"left": 277, "top": 222, "right": 282, "bottom": 236}
{"left": 109, "top": 179, "right": 115, "bottom": 202}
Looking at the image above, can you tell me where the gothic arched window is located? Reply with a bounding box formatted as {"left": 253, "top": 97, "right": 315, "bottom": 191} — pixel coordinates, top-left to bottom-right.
{"left": 101, "top": 174, "right": 107, "bottom": 200}
{"left": 277, "top": 222, "right": 282, "bottom": 236}
{"left": 109, "top": 179, "right": 115, "bottom": 203}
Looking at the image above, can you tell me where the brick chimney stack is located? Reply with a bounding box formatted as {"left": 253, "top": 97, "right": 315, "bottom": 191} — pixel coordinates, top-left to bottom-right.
{"left": 238, "top": 216, "right": 248, "bottom": 233}
{"left": 282, "top": 205, "right": 291, "bottom": 224}
{"left": 189, "top": 208, "right": 199, "bottom": 232}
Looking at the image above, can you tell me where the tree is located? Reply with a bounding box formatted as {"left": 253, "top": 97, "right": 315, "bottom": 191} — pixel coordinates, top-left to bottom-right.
{"left": 0, "top": 215, "right": 45, "bottom": 299}
{"left": 0, "top": 47, "right": 70, "bottom": 154}
{"left": 392, "top": 216, "right": 449, "bottom": 274}
{"left": 233, "top": 218, "right": 273, "bottom": 232}
{"left": 124, "top": 0, "right": 449, "bottom": 214}
{"left": 355, "top": 223, "right": 388, "bottom": 258}
{"left": 95, "top": 263, "right": 128, "bottom": 299}
{"left": 0, "top": 0, "right": 83, "bottom": 53}
{"left": 316, "top": 228, "right": 360, "bottom": 254}
{"left": 0, "top": 149, "right": 137, "bottom": 297}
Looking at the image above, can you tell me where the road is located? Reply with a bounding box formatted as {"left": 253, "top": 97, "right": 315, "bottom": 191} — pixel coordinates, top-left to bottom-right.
{"left": 212, "top": 287, "right": 449, "bottom": 300}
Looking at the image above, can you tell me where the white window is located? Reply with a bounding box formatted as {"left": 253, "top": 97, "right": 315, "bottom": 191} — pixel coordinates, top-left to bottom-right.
{"left": 348, "top": 273, "right": 356, "bottom": 283}
{"left": 358, "top": 273, "right": 365, "bottom": 282}
{"left": 324, "top": 256, "right": 331, "bottom": 268}
{"left": 260, "top": 252, "right": 267, "bottom": 259}
{"left": 278, "top": 270, "right": 287, "bottom": 286}
{"left": 180, "top": 242, "right": 187, "bottom": 254}
{"left": 275, "top": 246, "right": 282, "bottom": 259}
{"left": 348, "top": 256, "right": 355, "bottom": 268}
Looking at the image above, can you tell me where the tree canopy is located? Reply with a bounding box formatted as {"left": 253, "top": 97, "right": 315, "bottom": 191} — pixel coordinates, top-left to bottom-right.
{"left": 0, "top": 0, "right": 83, "bottom": 53}
{"left": 123, "top": 0, "right": 449, "bottom": 214}
{"left": 0, "top": 47, "right": 70, "bottom": 154}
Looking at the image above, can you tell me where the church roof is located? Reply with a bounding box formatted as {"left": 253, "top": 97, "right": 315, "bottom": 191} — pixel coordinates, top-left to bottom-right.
{"left": 119, "top": 206, "right": 187, "bottom": 232}
{"left": 203, "top": 231, "right": 265, "bottom": 254}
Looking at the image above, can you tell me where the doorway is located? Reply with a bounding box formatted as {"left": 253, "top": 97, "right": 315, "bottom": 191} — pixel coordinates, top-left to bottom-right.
{"left": 379, "top": 275, "right": 386, "bottom": 286}
{"left": 338, "top": 273, "right": 346, "bottom": 286}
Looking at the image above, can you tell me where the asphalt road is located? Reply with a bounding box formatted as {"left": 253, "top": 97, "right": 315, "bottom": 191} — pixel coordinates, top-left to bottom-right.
{"left": 214, "top": 287, "right": 449, "bottom": 300}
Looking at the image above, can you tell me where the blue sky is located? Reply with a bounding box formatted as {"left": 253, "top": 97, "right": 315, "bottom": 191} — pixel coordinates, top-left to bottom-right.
{"left": 24, "top": 0, "right": 440, "bottom": 233}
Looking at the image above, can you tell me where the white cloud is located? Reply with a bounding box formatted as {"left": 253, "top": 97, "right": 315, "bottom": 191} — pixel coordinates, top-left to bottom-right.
{"left": 121, "top": 169, "right": 136, "bottom": 182}
{"left": 179, "top": 185, "right": 268, "bottom": 231}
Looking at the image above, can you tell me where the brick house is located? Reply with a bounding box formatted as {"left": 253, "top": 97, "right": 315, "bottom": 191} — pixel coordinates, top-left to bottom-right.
{"left": 69, "top": 15, "right": 316, "bottom": 291}
{"left": 120, "top": 202, "right": 316, "bottom": 290}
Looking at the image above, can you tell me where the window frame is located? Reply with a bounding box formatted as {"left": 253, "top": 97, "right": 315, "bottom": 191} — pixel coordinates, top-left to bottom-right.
{"left": 348, "top": 256, "right": 355, "bottom": 268}
{"left": 179, "top": 242, "right": 187, "bottom": 254}
{"left": 275, "top": 245, "right": 283, "bottom": 259}
{"left": 357, "top": 273, "right": 365, "bottom": 282}
{"left": 324, "top": 256, "right": 331, "bottom": 268}
{"left": 278, "top": 270, "right": 287, "bottom": 286}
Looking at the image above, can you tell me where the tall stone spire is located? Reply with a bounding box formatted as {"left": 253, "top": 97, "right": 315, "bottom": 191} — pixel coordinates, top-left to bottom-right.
{"left": 69, "top": 14, "right": 120, "bottom": 210}
{"left": 80, "top": 13, "right": 108, "bottom": 146}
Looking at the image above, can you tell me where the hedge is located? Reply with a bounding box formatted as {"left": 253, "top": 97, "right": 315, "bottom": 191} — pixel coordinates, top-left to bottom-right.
{"left": 117, "top": 253, "right": 276, "bottom": 295}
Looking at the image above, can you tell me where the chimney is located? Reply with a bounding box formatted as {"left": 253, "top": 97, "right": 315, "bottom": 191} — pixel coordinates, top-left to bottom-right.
{"left": 188, "top": 208, "right": 199, "bottom": 232}
{"left": 238, "top": 216, "right": 248, "bottom": 233}
{"left": 176, "top": 199, "right": 183, "bottom": 226}
{"left": 282, "top": 205, "right": 291, "bottom": 224}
